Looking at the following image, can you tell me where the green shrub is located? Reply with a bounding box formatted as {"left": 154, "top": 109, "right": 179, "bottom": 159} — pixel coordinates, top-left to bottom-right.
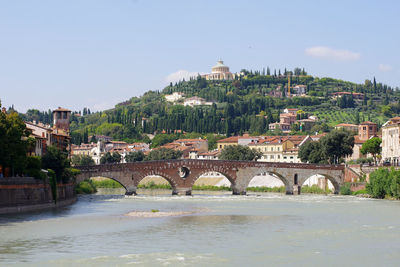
{"left": 340, "top": 183, "right": 352, "bottom": 195}
{"left": 352, "top": 189, "right": 367, "bottom": 195}
{"left": 75, "top": 180, "right": 97, "bottom": 194}
{"left": 302, "top": 185, "right": 331, "bottom": 194}
{"left": 91, "top": 179, "right": 123, "bottom": 188}
{"left": 138, "top": 181, "right": 172, "bottom": 189}
{"left": 246, "top": 186, "right": 286, "bottom": 193}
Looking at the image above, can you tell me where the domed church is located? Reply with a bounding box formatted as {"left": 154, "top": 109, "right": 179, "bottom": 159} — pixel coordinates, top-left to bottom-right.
{"left": 202, "top": 59, "right": 236, "bottom": 80}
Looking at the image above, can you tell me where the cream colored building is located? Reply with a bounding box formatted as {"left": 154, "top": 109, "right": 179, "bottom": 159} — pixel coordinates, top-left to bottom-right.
{"left": 202, "top": 60, "right": 236, "bottom": 80}
{"left": 382, "top": 117, "right": 400, "bottom": 165}
{"left": 165, "top": 92, "right": 184, "bottom": 102}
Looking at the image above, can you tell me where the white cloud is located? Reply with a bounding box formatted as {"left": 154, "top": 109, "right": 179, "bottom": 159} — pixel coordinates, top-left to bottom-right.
{"left": 166, "top": 70, "right": 203, "bottom": 84}
{"left": 305, "top": 46, "right": 360, "bottom": 61}
{"left": 378, "top": 64, "right": 392, "bottom": 72}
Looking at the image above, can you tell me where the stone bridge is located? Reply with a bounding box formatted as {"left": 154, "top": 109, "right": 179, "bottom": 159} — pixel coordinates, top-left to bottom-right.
{"left": 76, "top": 160, "right": 346, "bottom": 195}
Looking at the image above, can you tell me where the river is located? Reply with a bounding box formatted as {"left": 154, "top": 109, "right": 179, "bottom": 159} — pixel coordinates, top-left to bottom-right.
{"left": 1, "top": 189, "right": 400, "bottom": 266}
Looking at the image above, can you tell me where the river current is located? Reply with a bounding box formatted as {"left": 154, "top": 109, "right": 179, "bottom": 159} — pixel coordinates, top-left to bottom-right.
{"left": 1, "top": 189, "right": 400, "bottom": 267}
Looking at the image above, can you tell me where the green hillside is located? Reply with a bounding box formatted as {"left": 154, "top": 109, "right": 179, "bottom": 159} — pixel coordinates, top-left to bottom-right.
{"left": 22, "top": 69, "right": 400, "bottom": 145}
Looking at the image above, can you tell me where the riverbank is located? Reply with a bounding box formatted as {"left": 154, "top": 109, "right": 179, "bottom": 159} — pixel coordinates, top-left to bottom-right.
{"left": 0, "top": 177, "right": 76, "bottom": 215}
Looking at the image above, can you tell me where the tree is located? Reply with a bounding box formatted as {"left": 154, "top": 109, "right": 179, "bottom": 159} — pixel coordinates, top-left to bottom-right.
{"left": 298, "top": 141, "right": 325, "bottom": 163}
{"left": 125, "top": 151, "right": 145, "bottom": 162}
{"left": 0, "top": 110, "right": 31, "bottom": 176}
{"left": 71, "top": 154, "right": 95, "bottom": 166}
{"left": 100, "top": 152, "right": 121, "bottom": 164}
{"left": 219, "top": 145, "right": 261, "bottom": 161}
{"left": 299, "top": 130, "right": 354, "bottom": 164}
{"left": 42, "top": 146, "right": 70, "bottom": 182}
{"left": 360, "top": 137, "right": 382, "bottom": 164}
{"left": 320, "top": 130, "right": 354, "bottom": 164}
{"left": 145, "top": 148, "right": 183, "bottom": 161}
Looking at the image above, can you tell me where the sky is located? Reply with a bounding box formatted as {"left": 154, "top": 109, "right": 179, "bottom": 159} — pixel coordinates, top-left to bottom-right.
{"left": 1, "top": 0, "right": 399, "bottom": 113}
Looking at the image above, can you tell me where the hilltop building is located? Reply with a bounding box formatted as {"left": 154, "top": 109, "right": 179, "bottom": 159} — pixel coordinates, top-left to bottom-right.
{"left": 202, "top": 60, "right": 236, "bottom": 81}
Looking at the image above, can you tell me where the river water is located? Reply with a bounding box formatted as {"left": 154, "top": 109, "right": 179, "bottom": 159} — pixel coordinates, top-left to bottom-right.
{"left": 1, "top": 189, "right": 400, "bottom": 267}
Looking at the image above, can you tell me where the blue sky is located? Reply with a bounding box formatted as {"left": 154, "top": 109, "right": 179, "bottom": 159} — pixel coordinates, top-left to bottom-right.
{"left": 1, "top": 0, "right": 399, "bottom": 112}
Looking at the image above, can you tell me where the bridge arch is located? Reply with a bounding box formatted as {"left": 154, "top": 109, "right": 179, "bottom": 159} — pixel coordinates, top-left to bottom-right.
{"left": 135, "top": 171, "right": 178, "bottom": 194}
{"left": 299, "top": 173, "right": 340, "bottom": 194}
{"left": 243, "top": 169, "right": 292, "bottom": 195}
{"left": 190, "top": 170, "right": 233, "bottom": 193}
{"left": 89, "top": 176, "right": 127, "bottom": 193}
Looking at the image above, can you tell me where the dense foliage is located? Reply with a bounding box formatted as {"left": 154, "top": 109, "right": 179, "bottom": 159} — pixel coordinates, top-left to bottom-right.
{"left": 219, "top": 145, "right": 262, "bottom": 161}
{"left": 71, "top": 154, "right": 95, "bottom": 166}
{"left": 367, "top": 168, "right": 400, "bottom": 199}
{"left": 360, "top": 137, "right": 382, "bottom": 163}
{"left": 0, "top": 106, "right": 31, "bottom": 176}
{"left": 100, "top": 152, "right": 122, "bottom": 164}
{"left": 144, "top": 148, "right": 183, "bottom": 161}
{"left": 299, "top": 130, "right": 354, "bottom": 164}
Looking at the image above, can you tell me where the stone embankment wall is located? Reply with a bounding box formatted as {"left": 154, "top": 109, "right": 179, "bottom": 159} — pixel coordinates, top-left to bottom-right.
{"left": 0, "top": 177, "right": 76, "bottom": 214}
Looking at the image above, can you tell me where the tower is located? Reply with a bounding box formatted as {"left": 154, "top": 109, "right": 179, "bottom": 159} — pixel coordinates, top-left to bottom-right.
{"left": 52, "top": 107, "right": 71, "bottom": 132}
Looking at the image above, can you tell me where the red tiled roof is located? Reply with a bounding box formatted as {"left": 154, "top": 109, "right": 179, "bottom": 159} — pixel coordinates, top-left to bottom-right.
{"left": 217, "top": 136, "right": 239, "bottom": 143}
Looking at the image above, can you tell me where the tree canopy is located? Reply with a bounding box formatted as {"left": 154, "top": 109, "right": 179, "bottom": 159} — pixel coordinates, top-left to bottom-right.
{"left": 144, "top": 148, "right": 183, "bottom": 161}
{"left": 219, "top": 145, "right": 262, "bottom": 161}
{"left": 360, "top": 137, "right": 382, "bottom": 163}
{"left": 299, "top": 130, "right": 354, "bottom": 164}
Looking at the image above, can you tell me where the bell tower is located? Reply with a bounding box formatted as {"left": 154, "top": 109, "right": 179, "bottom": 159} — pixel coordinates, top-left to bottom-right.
{"left": 52, "top": 107, "right": 71, "bottom": 132}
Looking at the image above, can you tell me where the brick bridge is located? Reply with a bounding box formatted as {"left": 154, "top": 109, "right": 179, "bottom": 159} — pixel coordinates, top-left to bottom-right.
{"left": 76, "top": 160, "right": 347, "bottom": 195}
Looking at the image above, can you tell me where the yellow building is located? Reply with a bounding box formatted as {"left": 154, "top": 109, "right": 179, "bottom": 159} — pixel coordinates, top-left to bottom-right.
{"left": 217, "top": 136, "right": 239, "bottom": 151}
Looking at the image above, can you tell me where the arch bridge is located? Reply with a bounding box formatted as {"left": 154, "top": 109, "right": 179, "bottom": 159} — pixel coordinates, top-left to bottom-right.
{"left": 76, "top": 159, "right": 345, "bottom": 195}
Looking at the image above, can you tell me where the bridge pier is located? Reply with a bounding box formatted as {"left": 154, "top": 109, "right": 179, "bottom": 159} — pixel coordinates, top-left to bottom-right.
{"left": 292, "top": 185, "right": 301, "bottom": 195}
{"left": 125, "top": 185, "right": 137, "bottom": 196}
{"left": 173, "top": 188, "right": 192, "bottom": 196}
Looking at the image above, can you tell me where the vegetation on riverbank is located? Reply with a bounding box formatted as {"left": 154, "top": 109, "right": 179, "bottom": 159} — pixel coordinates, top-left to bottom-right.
{"left": 366, "top": 168, "right": 400, "bottom": 199}
{"left": 301, "top": 185, "right": 332, "bottom": 194}
{"left": 75, "top": 179, "right": 97, "bottom": 194}
{"left": 91, "top": 179, "right": 123, "bottom": 188}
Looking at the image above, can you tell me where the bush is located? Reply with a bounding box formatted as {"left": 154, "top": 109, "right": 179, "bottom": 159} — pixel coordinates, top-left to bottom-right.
{"left": 302, "top": 185, "right": 331, "bottom": 194}
{"left": 366, "top": 168, "right": 400, "bottom": 199}
{"left": 246, "top": 186, "right": 286, "bottom": 193}
{"left": 75, "top": 180, "right": 97, "bottom": 194}
{"left": 91, "top": 179, "right": 123, "bottom": 188}
{"left": 340, "top": 183, "right": 352, "bottom": 195}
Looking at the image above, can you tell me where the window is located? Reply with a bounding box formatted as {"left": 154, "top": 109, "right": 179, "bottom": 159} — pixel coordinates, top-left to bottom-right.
{"left": 284, "top": 156, "right": 287, "bottom": 159}
{"left": 271, "top": 155, "right": 274, "bottom": 159}
{"left": 290, "top": 156, "right": 294, "bottom": 159}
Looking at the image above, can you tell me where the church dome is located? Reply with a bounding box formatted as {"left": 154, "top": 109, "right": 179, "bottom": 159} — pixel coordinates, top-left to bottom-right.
{"left": 211, "top": 59, "right": 230, "bottom": 73}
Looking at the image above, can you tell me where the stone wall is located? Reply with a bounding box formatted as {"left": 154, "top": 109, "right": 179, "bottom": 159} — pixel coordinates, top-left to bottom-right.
{"left": 0, "top": 177, "right": 76, "bottom": 214}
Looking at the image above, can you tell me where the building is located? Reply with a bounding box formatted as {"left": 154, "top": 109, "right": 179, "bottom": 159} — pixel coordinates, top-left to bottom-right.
{"left": 51, "top": 108, "right": 72, "bottom": 152}
{"left": 183, "top": 96, "right": 213, "bottom": 107}
{"left": 216, "top": 136, "right": 239, "bottom": 151}
{"left": 297, "top": 118, "right": 318, "bottom": 132}
{"left": 249, "top": 135, "right": 309, "bottom": 163}
{"left": 382, "top": 117, "right": 400, "bottom": 165}
{"left": 24, "top": 107, "right": 71, "bottom": 156}
{"left": 189, "top": 150, "right": 219, "bottom": 160}
{"left": 280, "top": 113, "right": 297, "bottom": 125}
{"left": 165, "top": 92, "right": 184, "bottom": 102}
{"left": 160, "top": 138, "right": 208, "bottom": 159}
{"left": 202, "top": 59, "right": 236, "bottom": 81}
{"left": 335, "top": 123, "right": 359, "bottom": 132}
{"left": 358, "top": 121, "right": 378, "bottom": 141}
{"left": 346, "top": 122, "right": 378, "bottom": 162}
{"left": 331, "top": 92, "right": 364, "bottom": 100}
{"left": 293, "top": 85, "right": 307, "bottom": 95}
{"left": 283, "top": 108, "right": 299, "bottom": 115}
{"left": 268, "top": 122, "right": 291, "bottom": 133}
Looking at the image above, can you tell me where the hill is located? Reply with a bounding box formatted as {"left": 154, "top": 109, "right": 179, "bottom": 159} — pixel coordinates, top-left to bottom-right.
{"left": 21, "top": 69, "right": 400, "bottom": 145}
